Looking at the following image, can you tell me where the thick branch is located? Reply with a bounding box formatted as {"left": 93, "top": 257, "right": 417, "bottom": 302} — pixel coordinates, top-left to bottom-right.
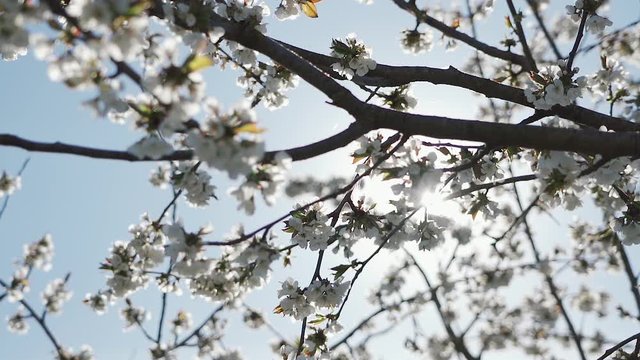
{"left": 279, "top": 42, "right": 637, "bottom": 132}
{"left": 390, "top": 0, "right": 531, "bottom": 69}
{"left": 0, "top": 124, "right": 367, "bottom": 163}
{"left": 361, "top": 104, "right": 640, "bottom": 157}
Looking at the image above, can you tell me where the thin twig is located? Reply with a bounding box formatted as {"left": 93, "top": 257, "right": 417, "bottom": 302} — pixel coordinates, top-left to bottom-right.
{"left": 506, "top": 0, "right": 538, "bottom": 72}
{"left": 597, "top": 331, "right": 640, "bottom": 360}
{"left": 172, "top": 304, "right": 225, "bottom": 349}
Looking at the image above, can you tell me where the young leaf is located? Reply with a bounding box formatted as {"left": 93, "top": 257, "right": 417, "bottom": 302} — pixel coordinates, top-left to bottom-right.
{"left": 300, "top": 0, "right": 321, "bottom": 18}
{"left": 184, "top": 55, "right": 214, "bottom": 73}
{"left": 234, "top": 123, "right": 265, "bottom": 134}
{"left": 331, "top": 264, "right": 352, "bottom": 280}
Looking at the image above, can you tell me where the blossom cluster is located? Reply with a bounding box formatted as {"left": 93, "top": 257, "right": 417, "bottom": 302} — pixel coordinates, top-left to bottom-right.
{"left": 2, "top": 236, "right": 94, "bottom": 358}
{"left": 565, "top": 0, "right": 612, "bottom": 35}
{"left": 285, "top": 202, "right": 335, "bottom": 251}
{"left": 215, "top": 0, "right": 270, "bottom": 34}
{"left": 524, "top": 63, "right": 586, "bottom": 110}
{"left": 186, "top": 103, "right": 265, "bottom": 179}
{"left": 330, "top": 34, "right": 377, "bottom": 80}
{"left": 90, "top": 217, "right": 280, "bottom": 308}
{"left": 0, "top": 171, "right": 21, "bottom": 197}
{"left": 275, "top": 277, "right": 349, "bottom": 321}
{"left": 4, "top": 234, "right": 55, "bottom": 303}
{"left": 379, "top": 84, "right": 418, "bottom": 111}
{"left": 400, "top": 29, "right": 434, "bottom": 54}
{"left": 229, "top": 151, "right": 292, "bottom": 215}
{"left": 4, "top": 0, "right": 640, "bottom": 359}
{"left": 173, "top": 162, "right": 218, "bottom": 207}
{"left": 237, "top": 63, "right": 300, "bottom": 110}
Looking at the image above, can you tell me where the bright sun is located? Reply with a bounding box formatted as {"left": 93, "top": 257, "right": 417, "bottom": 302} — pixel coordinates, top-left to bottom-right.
{"left": 421, "top": 189, "right": 462, "bottom": 217}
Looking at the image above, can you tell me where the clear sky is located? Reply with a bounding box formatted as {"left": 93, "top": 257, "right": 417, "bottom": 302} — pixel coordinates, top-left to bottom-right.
{"left": 1, "top": 1, "right": 640, "bottom": 359}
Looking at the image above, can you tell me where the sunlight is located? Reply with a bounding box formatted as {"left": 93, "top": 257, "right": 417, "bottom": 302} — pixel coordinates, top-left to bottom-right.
{"left": 421, "top": 189, "right": 462, "bottom": 218}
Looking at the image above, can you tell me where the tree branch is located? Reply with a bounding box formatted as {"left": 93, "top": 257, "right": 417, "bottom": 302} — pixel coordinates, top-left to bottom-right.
{"left": 597, "top": 331, "right": 640, "bottom": 360}
{"left": 0, "top": 123, "right": 367, "bottom": 163}
{"left": 389, "top": 0, "right": 531, "bottom": 69}
{"left": 506, "top": 0, "right": 538, "bottom": 72}
{"left": 405, "top": 250, "right": 479, "bottom": 360}
{"left": 278, "top": 42, "right": 636, "bottom": 131}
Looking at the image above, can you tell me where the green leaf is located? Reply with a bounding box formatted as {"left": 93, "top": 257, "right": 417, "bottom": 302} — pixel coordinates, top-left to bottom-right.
{"left": 184, "top": 55, "right": 214, "bottom": 73}
{"left": 234, "top": 122, "right": 265, "bottom": 134}
{"left": 125, "top": 0, "right": 151, "bottom": 17}
{"left": 308, "top": 315, "right": 326, "bottom": 325}
{"left": 331, "top": 264, "right": 352, "bottom": 279}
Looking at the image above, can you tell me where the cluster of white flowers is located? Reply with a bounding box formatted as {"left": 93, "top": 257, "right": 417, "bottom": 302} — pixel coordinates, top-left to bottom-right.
{"left": 228, "top": 41, "right": 258, "bottom": 67}
{"left": 7, "top": 307, "right": 29, "bottom": 334}
{"left": 186, "top": 103, "right": 265, "bottom": 179}
{"left": 149, "top": 164, "right": 171, "bottom": 189}
{"left": 171, "top": 310, "right": 193, "bottom": 335}
{"left": 173, "top": 162, "right": 217, "bottom": 207}
{"left": 237, "top": 64, "right": 300, "bottom": 110}
{"left": 127, "top": 135, "right": 174, "bottom": 160}
{"left": 524, "top": 292, "right": 560, "bottom": 326}
{"left": 91, "top": 216, "right": 168, "bottom": 298}
{"left": 164, "top": 221, "right": 209, "bottom": 266}
{"left": 535, "top": 149, "right": 584, "bottom": 210}
{"left": 224, "top": 228, "right": 280, "bottom": 288}
{"left": 274, "top": 0, "right": 302, "bottom": 20}
{"left": 0, "top": 171, "right": 21, "bottom": 197}
{"left": 42, "top": 278, "right": 72, "bottom": 314}
{"left": 379, "top": 84, "right": 418, "bottom": 111}
{"left": 426, "top": 337, "right": 455, "bottom": 360}
{"left": 401, "top": 29, "right": 434, "bottom": 54}
{"left": 610, "top": 213, "right": 640, "bottom": 245}
{"left": 276, "top": 278, "right": 314, "bottom": 320}
{"left": 305, "top": 279, "right": 350, "bottom": 308}
{"left": 276, "top": 278, "right": 349, "bottom": 321}
{"left": 571, "top": 286, "right": 609, "bottom": 315}
{"left": 121, "top": 301, "right": 149, "bottom": 330}
{"left": 386, "top": 139, "right": 444, "bottom": 205}
{"left": 285, "top": 202, "right": 335, "bottom": 251}
{"left": 3, "top": 236, "right": 92, "bottom": 357}
{"left": 215, "top": 0, "right": 270, "bottom": 34}
{"left": 351, "top": 133, "right": 385, "bottom": 173}
{"left": 369, "top": 269, "right": 406, "bottom": 304}
{"left": 330, "top": 34, "right": 377, "bottom": 80}
{"left": 335, "top": 199, "right": 382, "bottom": 258}
{"left": 102, "top": 240, "right": 150, "bottom": 298}
{"left": 186, "top": 229, "right": 279, "bottom": 301}
{"left": 0, "top": 1, "right": 31, "bottom": 61}
{"left": 566, "top": 1, "right": 612, "bottom": 35}
{"left": 242, "top": 309, "right": 266, "bottom": 329}
{"left": 588, "top": 56, "right": 629, "bottom": 99}
{"left": 83, "top": 291, "right": 112, "bottom": 315}
{"left": 56, "top": 345, "right": 94, "bottom": 360}
{"left": 229, "top": 152, "right": 292, "bottom": 215}
{"left": 414, "top": 214, "right": 449, "bottom": 250}
{"left": 376, "top": 198, "right": 420, "bottom": 249}
{"left": 22, "top": 234, "right": 54, "bottom": 271}
{"left": 525, "top": 63, "right": 587, "bottom": 110}
{"left": 4, "top": 235, "right": 55, "bottom": 304}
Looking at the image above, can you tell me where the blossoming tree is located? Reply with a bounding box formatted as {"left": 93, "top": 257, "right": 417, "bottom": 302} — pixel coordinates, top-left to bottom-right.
{"left": 2, "top": 0, "right": 640, "bottom": 359}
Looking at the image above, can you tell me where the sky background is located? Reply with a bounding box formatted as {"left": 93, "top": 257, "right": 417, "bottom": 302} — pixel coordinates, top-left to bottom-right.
{"left": 1, "top": 0, "right": 640, "bottom": 359}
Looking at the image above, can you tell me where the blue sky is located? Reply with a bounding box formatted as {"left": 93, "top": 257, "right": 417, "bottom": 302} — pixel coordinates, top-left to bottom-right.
{"left": 2, "top": 1, "right": 640, "bottom": 359}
